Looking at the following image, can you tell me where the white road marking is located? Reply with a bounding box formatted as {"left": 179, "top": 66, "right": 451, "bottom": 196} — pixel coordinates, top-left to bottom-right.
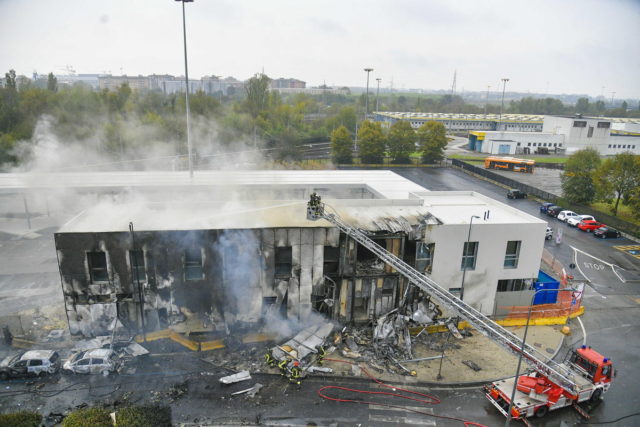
{"left": 577, "top": 315, "right": 587, "bottom": 346}
{"left": 570, "top": 246, "right": 626, "bottom": 283}
{"left": 368, "top": 414, "right": 436, "bottom": 426}
{"left": 368, "top": 404, "right": 436, "bottom": 425}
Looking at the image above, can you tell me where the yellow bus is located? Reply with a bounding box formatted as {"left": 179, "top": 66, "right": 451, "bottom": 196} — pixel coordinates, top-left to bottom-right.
{"left": 484, "top": 156, "right": 535, "bottom": 173}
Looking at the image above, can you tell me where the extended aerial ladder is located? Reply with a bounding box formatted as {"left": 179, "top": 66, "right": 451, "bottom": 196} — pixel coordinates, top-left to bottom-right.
{"left": 306, "top": 195, "right": 580, "bottom": 396}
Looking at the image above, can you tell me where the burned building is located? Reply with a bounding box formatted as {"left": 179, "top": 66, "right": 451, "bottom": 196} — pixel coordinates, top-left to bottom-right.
{"left": 51, "top": 171, "right": 547, "bottom": 337}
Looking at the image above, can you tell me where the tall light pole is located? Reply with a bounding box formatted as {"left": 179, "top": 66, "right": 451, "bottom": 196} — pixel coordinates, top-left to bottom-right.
{"left": 610, "top": 92, "right": 616, "bottom": 108}
{"left": 375, "top": 78, "right": 382, "bottom": 113}
{"left": 504, "top": 287, "right": 576, "bottom": 426}
{"left": 176, "top": 0, "right": 194, "bottom": 179}
{"left": 364, "top": 68, "right": 373, "bottom": 120}
{"left": 460, "top": 215, "right": 480, "bottom": 301}
{"left": 499, "top": 78, "right": 510, "bottom": 131}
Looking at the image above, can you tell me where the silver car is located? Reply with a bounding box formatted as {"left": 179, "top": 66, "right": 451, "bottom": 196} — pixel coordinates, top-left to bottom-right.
{"left": 63, "top": 348, "right": 119, "bottom": 375}
{"left": 567, "top": 214, "right": 595, "bottom": 227}
{"left": 0, "top": 350, "right": 60, "bottom": 380}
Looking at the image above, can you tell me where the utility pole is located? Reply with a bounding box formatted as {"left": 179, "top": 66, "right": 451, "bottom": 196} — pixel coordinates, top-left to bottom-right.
{"left": 610, "top": 92, "right": 616, "bottom": 108}
{"left": 450, "top": 69, "right": 457, "bottom": 96}
{"left": 375, "top": 78, "right": 382, "bottom": 113}
{"left": 176, "top": 0, "right": 194, "bottom": 179}
{"left": 364, "top": 68, "right": 373, "bottom": 120}
{"left": 499, "top": 78, "right": 510, "bottom": 130}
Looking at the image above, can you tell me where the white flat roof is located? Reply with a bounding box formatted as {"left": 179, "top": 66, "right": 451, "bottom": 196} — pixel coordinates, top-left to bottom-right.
{"left": 0, "top": 170, "right": 426, "bottom": 200}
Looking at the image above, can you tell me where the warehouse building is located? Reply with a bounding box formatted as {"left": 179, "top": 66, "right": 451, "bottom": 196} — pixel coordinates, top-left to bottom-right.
{"left": 374, "top": 112, "right": 544, "bottom": 132}
{"left": 50, "top": 171, "right": 547, "bottom": 337}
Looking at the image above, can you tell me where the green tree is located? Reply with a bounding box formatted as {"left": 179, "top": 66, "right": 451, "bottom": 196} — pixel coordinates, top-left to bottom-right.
{"left": 594, "top": 153, "right": 640, "bottom": 216}
{"left": 387, "top": 120, "right": 415, "bottom": 164}
{"left": 244, "top": 73, "right": 271, "bottom": 119}
{"left": 417, "top": 120, "right": 447, "bottom": 164}
{"left": 357, "top": 120, "right": 385, "bottom": 164}
{"left": 47, "top": 72, "right": 58, "bottom": 92}
{"left": 4, "top": 69, "right": 16, "bottom": 89}
{"left": 330, "top": 125, "right": 353, "bottom": 164}
{"left": 575, "top": 97, "right": 589, "bottom": 114}
{"left": 561, "top": 148, "right": 600, "bottom": 204}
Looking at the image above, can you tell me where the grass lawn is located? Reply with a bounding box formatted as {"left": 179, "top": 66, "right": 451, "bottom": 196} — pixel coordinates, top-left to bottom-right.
{"left": 590, "top": 202, "right": 640, "bottom": 226}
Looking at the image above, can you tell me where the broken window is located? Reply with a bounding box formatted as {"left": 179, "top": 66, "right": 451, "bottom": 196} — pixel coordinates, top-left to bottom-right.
{"left": 275, "top": 247, "right": 292, "bottom": 277}
{"left": 497, "top": 279, "right": 530, "bottom": 292}
{"left": 87, "top": 252, "right": 108, "bottom": 282}
{"left": 323, "top": 246, "right": 340, "bottom": 275}
{"left": 504, "top": 241, "right": 521, "bottom": 268}
{"left": 184, "top": 248, "right": 204, "bottom": 281}
{"left": 460, "top": 242, "right": 478, "bottom": 270}
{"left": 129, "top": 250, "right": 146, "bottom": 282}
{"left": 416, "top": 242, "right": 435, "bottom": 274}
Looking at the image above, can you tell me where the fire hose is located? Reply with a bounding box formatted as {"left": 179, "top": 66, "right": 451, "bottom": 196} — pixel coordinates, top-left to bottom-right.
{"left": 317, "top": 357, "right": 487, "bottom": 427}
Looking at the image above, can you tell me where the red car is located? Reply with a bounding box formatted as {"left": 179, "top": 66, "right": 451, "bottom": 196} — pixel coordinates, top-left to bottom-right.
{"left": 578, "top": 219, "right": 605, "bottom": 232}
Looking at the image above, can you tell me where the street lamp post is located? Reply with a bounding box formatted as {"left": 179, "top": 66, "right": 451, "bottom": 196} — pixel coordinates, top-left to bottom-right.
{"left": 375, "top": 78, "right": 382, "bottom": 113}
{"left": 460, "top": 215, "right": 480, "bottom": 301}
{"left": 364, "top": 68, "right": 373, "bottom": 120}
{"left": 504, "top": 287, "right": 576, "bottom": 426}
{"left": 484, "top": 85, "right": 491, "bottom": 117}
{"left": 176, "top": 0, "right": 194, "bottom": 179}
{"left": 499, "top": 78, "right": 510, "bottom": 131}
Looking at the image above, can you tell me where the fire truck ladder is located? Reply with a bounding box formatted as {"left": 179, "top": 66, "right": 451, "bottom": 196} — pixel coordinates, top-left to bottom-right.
{"left": 307, "top": 197, "right": 579, "bottom": 395}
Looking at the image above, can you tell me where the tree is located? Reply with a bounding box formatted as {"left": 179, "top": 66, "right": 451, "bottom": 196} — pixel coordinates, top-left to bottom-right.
{"left": 387, "top": 120, "right": 415, "bottom": 164}
{"left": 417, "top": 120, "right": 447, "bottom": 164}
{"left": 4, "top": 69, "right": 16, "bottom": 90}
{"left": 244, "top": 73, "right": 271, "bottom": 119}
{"left": 330, "top": 125, "right": 353, "bottom": 164}
{"left": 357, "top": 120, "right": 385, "bottom": 164}
{"left": 561, "top": 148, "right": 600, "bottom": 204}
{"left": 575, "top": 97, "right": 589, "bottom": 114}
{"left": 47, "top": 73, "right": 58, "bottom": 92}
{"left": 593, "top": 153, "right": 640, "bottom": 216}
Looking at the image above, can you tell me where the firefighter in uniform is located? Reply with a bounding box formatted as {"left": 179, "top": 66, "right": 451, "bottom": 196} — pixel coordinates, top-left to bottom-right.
{"left": 289, "top": 361, "right": 301, "bottom": 385}
{"left": 264, "top": 351, "right": 275, "bottom": 368}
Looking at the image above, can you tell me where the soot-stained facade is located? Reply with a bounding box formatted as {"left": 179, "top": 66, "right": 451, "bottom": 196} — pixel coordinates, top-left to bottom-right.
{"left": 55, "top": 224, "right": 425, "bottom": 337}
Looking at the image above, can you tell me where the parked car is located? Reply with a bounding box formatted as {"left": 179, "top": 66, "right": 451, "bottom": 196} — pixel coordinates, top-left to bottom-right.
{"left": 557, "top": 210, "right": 579, "bottom": 222}
{"left": 546, "top": 206, "right": 564, "bottom": 218}
{"left": 594, "top": 226, "right": 621, "bottom": 239}
{"left": 507, "top": 189, "right": 527, "bottom": 199}
{"left": 578, "top": 220, "right": 605, "bottom": 232}
{"left": 567, "top": 215, "right": 595, "bottom": 227}
{"left": 546, "top": 226, "right": 553, "bottom": 240}
{"left": 63, "top": 348, "right": 119, "bottom": 375}
{"left": 539, "top": 202, "right": 554, "bottom": 214}
{"left": 0, "top": 350, "right": 60, "bottom": 380}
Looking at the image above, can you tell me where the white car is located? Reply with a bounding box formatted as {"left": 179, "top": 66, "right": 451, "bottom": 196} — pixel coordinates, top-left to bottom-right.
{"left": 557, "top": 210, "right": 579, "bottom": 222}
{"left": 546, "top": 226, "right": 553, "bottom": 240}
{"left": 0, "top": 350, "right": 60, "bottom": 380}
{"left": 63, "top": 348, "right": 119, "bottom": 375}
{"left": 567, "top": 215, "right": 595, "bottom": 227}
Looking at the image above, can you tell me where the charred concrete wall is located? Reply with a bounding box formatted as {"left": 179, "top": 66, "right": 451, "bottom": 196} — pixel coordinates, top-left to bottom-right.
{"left": 55, "top": 227, "right": 350, "bottom": 337}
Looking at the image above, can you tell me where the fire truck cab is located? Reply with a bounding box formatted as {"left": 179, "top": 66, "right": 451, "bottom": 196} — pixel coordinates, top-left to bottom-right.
{"left": 485, "top": 346, "right": 614, "bottom": 420}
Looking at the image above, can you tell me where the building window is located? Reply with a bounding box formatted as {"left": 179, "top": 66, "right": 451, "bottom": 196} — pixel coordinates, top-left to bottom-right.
{"left": 587, "top": 127, "right": 594, "bottom": 138}
{"left": 608, "top": 144, "right": 611, "bottom": 148}
{"left": 416, "top": 242, "right": 435, "bottom": 274}
{"left": 184, "top": 248, "right": 203, "bottom": 281}
{"left": 323, "top": 246, "right": 340, "bottom": 275}
{"left": 597, "top": 122, "right": 610, "bottom": 128}
{"left": 497, "top": 279, "right": 530, "bottom": 292}
{"left": 461, "top": 242, "right": 478, "bottom": 270}
{"left": 527, "top": 142, "right": 531, "bottom": 147}
{"left": 87, "top": 252, "right": 108, "bottom": 282}
{"left": 517, "top": 142, "right": 521, "bottom": 146}
{"left": 573, "top": 121, "right": 587, "bottom": 128}
{"left": 504, "top": 241, "right": 521, "bottom": 268}
{"left": 129, "top": 250, "right": 146, "bottom": 282}
{"left": 275, "top": 247, "right": 292, "bottom": 277}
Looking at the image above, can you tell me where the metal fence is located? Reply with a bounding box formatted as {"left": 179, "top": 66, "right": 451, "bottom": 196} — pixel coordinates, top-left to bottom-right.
{"left": 450, "top": 159, "right": 640, "bottom": 238}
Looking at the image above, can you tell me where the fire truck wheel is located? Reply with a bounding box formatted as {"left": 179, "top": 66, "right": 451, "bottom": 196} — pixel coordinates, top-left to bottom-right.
{"left": 590, "top": 388, "right": 602, "bottom": 402}
{"left": 534, "top": 405, "right": 549, "bottom": 418}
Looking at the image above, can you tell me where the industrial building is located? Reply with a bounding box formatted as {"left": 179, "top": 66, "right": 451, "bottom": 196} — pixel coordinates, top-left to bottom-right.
{"left": 374, "top": 112, "right": 544, "bottom": 132}
{"left": 46, "top": 170, "right": 547, "bottom": 337}
{"left": 467, "top": 115, "right": 640, "bottom": 155}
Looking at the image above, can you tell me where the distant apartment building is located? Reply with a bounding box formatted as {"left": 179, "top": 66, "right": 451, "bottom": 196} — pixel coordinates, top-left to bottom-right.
{"left": 98, "top": 75, "right": 151, "bottom": 91}
{"left": 271, "top": 78, "right": 306, "bottom": 89}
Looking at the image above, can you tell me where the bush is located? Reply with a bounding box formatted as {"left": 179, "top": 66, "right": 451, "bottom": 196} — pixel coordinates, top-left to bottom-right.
{"left": 62, "top": 407, "right": 112, "bottom": 427}
{"left": 116, "top": 405, "right": 171, "bottom": 427}
{"left": 0, "top": 411, "right": 41, "bottom": 427}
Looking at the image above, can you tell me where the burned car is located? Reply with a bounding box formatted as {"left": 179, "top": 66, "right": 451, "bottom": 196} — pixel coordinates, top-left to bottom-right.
{"left": 63, "top": 348, "right": 119, "bottom": 375}
{"left": 0, "top": 350, "right": 60, "bottom": 380}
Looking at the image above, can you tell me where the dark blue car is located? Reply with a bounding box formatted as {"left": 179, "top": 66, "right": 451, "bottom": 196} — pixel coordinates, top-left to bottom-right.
{"left": 539, "top": 202, "right": 554, "bottom": 214}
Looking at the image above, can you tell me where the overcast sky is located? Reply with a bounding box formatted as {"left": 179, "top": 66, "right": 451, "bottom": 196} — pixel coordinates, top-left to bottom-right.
{"left": 1, "top": 0, "right": 639, "bottom": 98}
